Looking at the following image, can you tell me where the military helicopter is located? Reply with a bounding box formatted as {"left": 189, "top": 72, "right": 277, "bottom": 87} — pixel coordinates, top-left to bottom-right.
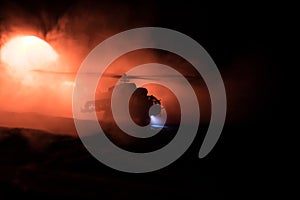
{"left": 32, "top": 69, "right": 201, "bottom": 127}
{"left": 81, "top": 73, "right": 162, "bottom": 126}
{"left": 31, "top": 69, "right": 164, "bottom": 126}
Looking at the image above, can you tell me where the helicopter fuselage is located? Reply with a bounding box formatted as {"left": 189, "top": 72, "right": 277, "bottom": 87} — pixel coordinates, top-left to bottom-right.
{"left": 81, "top": 82, "right": 161, "bottom": 126}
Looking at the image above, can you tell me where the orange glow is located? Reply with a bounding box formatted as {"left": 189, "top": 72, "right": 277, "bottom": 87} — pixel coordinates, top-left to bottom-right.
{"left": 63, "top": 81, "right": 76, "bottom": 87}
{"left": 0, "top": 36, "right": 58, "bottom": 72}
{"left": 0, "top": 35, "right": 74, "bottom": 119}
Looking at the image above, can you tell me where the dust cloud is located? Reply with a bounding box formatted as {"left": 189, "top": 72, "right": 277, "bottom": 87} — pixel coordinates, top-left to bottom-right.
{"left": 0, "top": 1, "right": 263, "bottom": 135}
{"left": 0, "top": 1, "right": 156, "bottom": 119}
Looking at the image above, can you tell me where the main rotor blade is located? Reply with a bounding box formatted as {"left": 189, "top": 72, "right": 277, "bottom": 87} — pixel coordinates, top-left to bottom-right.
{"left": 31, "top": 70, "right": 201, "bottom": 81}
{"left": 31, "top": 69, "right": 100, "bottom": 76}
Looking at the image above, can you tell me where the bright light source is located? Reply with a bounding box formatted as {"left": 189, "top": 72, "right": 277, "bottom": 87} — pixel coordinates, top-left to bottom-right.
{"left": 0, "top": 36, "right": 58, "bottom": 72}
{"left": 150, "top": 115, "right": 164, "bottom": 128}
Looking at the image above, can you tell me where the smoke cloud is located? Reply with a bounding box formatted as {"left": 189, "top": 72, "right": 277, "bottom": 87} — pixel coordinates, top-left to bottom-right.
{"left": 0, "top": 1, "right": 156, "bottom": 118}
{"left": 0, "top": 0, "right": 265, "bottom": 135}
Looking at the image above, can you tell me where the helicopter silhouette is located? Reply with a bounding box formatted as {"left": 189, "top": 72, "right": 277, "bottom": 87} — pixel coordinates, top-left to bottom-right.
{"left": 32, "top": 70, "right": 164, "bottom": 126}
{"left": 32, "top": 69, "right": 200, "bottom": 127}
{"left": 81, "top": 73, "right": 162, "bottom": 126}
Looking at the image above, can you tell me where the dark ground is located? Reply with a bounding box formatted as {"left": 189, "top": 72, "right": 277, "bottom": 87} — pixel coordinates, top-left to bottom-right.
{"left": 0, "top": 125, "right": 222, "bottom": 199}
{"left": 0, "top": 119, "right": 272, "bottom": 199}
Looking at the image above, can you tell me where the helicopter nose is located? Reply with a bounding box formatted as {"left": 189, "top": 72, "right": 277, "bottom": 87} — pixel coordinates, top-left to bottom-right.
{"left": 149, "top": 104, "right": 161, "bottom": 116}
